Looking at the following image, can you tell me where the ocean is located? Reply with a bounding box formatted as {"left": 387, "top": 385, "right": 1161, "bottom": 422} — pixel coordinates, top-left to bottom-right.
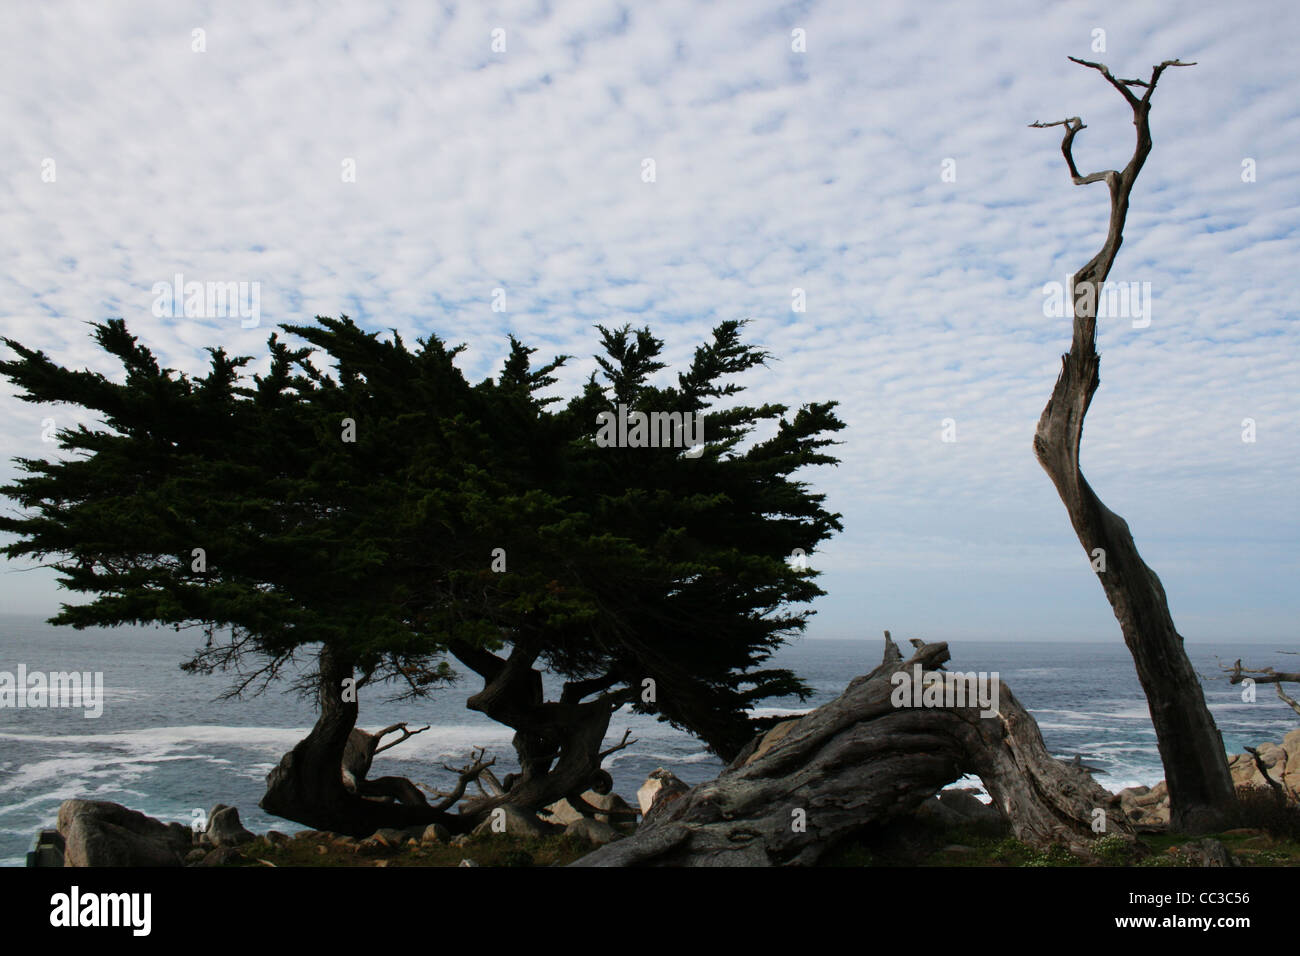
{"left": 0, "top": 614, "right": 1295, "bottom": 866}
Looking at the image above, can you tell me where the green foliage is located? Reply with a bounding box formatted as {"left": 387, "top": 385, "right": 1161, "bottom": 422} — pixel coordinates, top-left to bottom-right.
{"left": 1022, "top": 843, "right": 1082, "bottom": 867}
{"left": 1091, "top": 833, "right": 1139, "bottom": 865}
{"left": 990, "top": 837, "right": 1036, "bottom": 866}
{"left": 0, "top": 315, "right": 844, "bottom": 754}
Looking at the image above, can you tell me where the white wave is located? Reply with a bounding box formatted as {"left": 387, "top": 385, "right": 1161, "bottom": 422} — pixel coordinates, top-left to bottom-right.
{"left": 748, "top": 706, "right": 813, "bottom": 718}
{"left": 607, "top": 749, "right": 718, "bottom": 767}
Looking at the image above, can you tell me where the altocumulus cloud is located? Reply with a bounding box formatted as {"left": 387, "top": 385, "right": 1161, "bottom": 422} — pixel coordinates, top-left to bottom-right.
{"left": 0, "top": 0, "right": 1296, "bottom": 641}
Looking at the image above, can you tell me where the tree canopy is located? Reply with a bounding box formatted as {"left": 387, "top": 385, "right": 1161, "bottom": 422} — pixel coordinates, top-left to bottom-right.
{"left": 1, "top": 315, "right": 844, "bottom": 832}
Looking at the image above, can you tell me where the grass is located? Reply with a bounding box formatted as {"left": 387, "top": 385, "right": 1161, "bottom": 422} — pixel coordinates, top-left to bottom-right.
{"left": 210, "top": 786, "right": 1300, "bottom": 867}
{"left": 213, "top": 830, "right": 603, "bottom": 867}
{"left": 820, "top": 787, "right": 1300, "bottom": 868}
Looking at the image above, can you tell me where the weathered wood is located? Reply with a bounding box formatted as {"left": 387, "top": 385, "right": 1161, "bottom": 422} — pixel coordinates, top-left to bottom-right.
{"left": 260, "top": 646, "right": 464, "bottom": 835}
{"left": 1030, "top": 57, "right": 1235, "bottom": 833}
{"left": 572, "top": 636, "right": 1130, "bottom": 866}
{"left": 1224, "top": 659, "right": 1300, "bottom": 717}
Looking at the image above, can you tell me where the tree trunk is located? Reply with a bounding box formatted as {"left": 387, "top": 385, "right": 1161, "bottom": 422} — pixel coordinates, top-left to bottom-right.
{"left": 1030, "top": 57, "right": 1234, "bottom": 833}
{"left": 260, "top": 645, "right": 462, "bottom": 835}
{"left": 572, "top": 636, "right": 1131, "bottom": 866}
{"left": 448, "top": 640, "right": 632, "bottom": 818}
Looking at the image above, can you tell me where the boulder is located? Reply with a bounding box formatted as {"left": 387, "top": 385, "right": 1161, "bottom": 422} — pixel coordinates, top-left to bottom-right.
{"left": 565, "top": 817, "right": 619, "bottom": 845}
{"left": 471, "top": 804, "right": 553, "bottom": 839}
{"left": 1247, "top": 743, "right": 1288, "bottom": 790}
{"left": 1132, "top": 780, "right": 1168, "bottom": 807}
{"left": 914, "top": 794, "right": 967, "bottom": 827}
{"left": 206, "top": 805, "right": 255, "bottom": 848}
{"left": 542, "top": 790, "right": 637, "bottom": 829}
{"left": 636, "top": 769, "right": 689, "bottom": 822}
{"left": 1178, "top": 838, "right": 1237, "bottom": 867}
{"left": 57, "top": 800, "right": 191, "bottom": 867}
{"left": 937, "top": 788, "right": 1004, "bottom": 826}
{"left": 1227, "top": 739, "right": 1294, "bottom": 791}
{"left": 420, "top": 823, "right": 451, "bottom": 845}
{"left": 1284, "top": 728, "right": 1300, "bottom": 795}
{"left": 1116, "top": 785, "right": 1149, "bottom": 806}
{"left": 368, "top": 827, "right": 407, "bottom": 848}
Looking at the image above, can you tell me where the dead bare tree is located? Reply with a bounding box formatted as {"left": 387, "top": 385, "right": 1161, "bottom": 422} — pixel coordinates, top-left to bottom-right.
{"left": 1223, "top": 658, "right": 1300, "bottom": 717}
{"left": 573, "top": 635, "right": 1132, "bottom": 867}
{"left": 422, "top": 746, "right": 503, "bottom": 812}
{"left": 1030, "top": 56, "right": 1236, "bottom": 833}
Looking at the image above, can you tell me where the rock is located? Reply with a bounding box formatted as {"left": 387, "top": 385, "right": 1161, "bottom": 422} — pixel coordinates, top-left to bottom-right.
{"left": 206, "top": 805, "right": 256, "bottom": 848}
{"left": 315, "top": 844, "right": 328, "bottom": 855}
{"left": 541, "top": 798, "right": 583, "bottom": 827}
{"left": 198, "top": 846, "right": 246, "bottom": 866}
{"left": 184, "top": 848, "right": 207, "bottom": 864}
{"left": 1246, "top": 743, "right": 1288, "bottom": 790}
{"left": 471, "top": 805, "right": 553, "bottom": 839}
{"left": 374, "top": 859, "right": 390, "bottom": 867}
{"left": 293, "top": 829, "right": 322, "bottom": 842}
{"left": 459, "top": 858, "right": 479, "bottom": 867}
{"left": 400, "top": 825, "right": 429, "bottom": 844}
{"left": 450, "top": 833, "right": 472, "bottom": 848}
{"left": 1116, "top": 785, "right": 1150, "bottom": 806}
{"left": 1131, "top": 781, "right": 1168, "bottom": 807}
{"left": 57, "top": 800, "right": 192, "bottom": 867}
{"left": 26, "top": 829, "right": 64, "bottom": 867}
{"left": 940, "top": 844, "right": 976, "bottom": 855}
{"left": 1140, "top": 805, "right": 1170, "bottom": 826}
{"left": 937, "top": 788, "right": 1003, "bottom": 825}
{"left": 266, "top": 830, "right": 292, "bottom": 847}
{"left": 1284, "top": 728, "right": 1300, "bottom": 794}
{"left": 1228, "top": 738, "right": 1296, "bottom": 791}
{"left": 420, "top": 823, "right": 451, "bottom": 844}
{"left": 914, "top": 795, "right": 967, "bottom": 827}
{"left": 543, "top": 791, "right": 637, "bottom": 829}
{"left": 565, "top": 817, "right": 619, "bottom": 845}
{"left": 636, "top": 769, "right": 689, "bottom": 822}
{"left": 368, "top": 827, "right": 407, "bottom": 848}
{"left": 1178, "top": 838, "right": 1237, "bottom": 867}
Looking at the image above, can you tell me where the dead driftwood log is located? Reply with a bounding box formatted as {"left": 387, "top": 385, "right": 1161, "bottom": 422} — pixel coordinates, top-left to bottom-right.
{"left": 573, "top": 634, "right": 1131, "bottom": 866}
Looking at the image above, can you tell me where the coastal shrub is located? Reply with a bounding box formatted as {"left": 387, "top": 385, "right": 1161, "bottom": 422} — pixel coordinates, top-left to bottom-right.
{"left": 1230, "top": 784, "right": 1300, "bottom": 840}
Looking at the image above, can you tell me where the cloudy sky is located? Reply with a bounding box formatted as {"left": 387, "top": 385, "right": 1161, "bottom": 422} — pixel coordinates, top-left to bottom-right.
{"left": 0, "top": 0, "right": 1295, "bottom": 644}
